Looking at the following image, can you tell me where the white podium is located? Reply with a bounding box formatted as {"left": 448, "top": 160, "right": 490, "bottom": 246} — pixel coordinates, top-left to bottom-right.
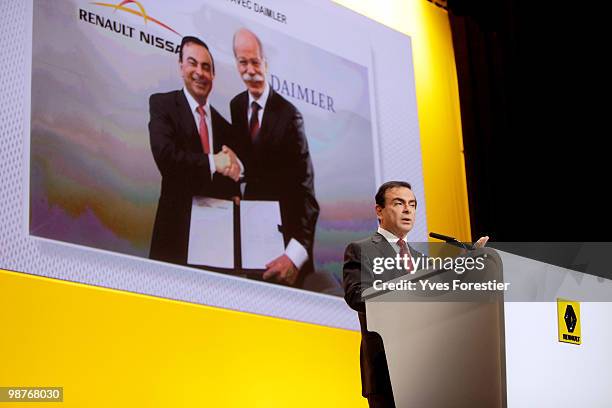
{"left": 363, "top": 248, "right": 506, "bottom": 408}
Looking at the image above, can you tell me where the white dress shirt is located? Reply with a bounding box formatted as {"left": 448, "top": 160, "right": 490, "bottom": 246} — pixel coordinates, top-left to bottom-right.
{"left": 377, "top": 226, "right": 412, "bottom": 257}
{"left": 246, "top": 82, "right": 308, "bottom": 270}
{"left": 184, "top": 88, "right": 244, "bottom": 178}
{"left": 183, "top": 88, "right": 217, "bottom": 177}
{"left": 247, "top": 81, "right": 270, "bottom": 126}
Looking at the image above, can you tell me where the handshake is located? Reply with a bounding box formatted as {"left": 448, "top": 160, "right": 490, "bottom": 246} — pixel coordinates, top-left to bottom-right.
{"left": 213, "top": 145, "right": 241, "bottom": 182}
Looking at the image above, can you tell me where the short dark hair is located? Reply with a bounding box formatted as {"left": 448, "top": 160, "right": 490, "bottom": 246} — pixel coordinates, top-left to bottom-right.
{"left": 375, "top": 181, "right": 413, "bottom": 207}
{"left": 179, "top": 36, "right": 215, "bottom": 74}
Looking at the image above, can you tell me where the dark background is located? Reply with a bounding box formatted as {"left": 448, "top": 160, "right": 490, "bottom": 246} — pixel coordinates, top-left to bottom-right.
{"left": 447, "top": 0, "right": 607, "bottom": 242}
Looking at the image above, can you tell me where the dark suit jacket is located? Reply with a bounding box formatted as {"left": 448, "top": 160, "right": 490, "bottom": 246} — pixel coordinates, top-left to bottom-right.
{"left": 230, "top": 88, "right": 319, "bottom": 278}
{"left": 148, "top": 90, "right": 238, "bottom": 265}
{"left": 343, "top": 232, "right": 422, "bottom": 397}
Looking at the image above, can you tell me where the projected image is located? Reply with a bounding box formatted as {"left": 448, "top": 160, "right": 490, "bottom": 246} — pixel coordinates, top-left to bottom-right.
{"left": 29, "top": 0, "right": 378, "bottom": 293}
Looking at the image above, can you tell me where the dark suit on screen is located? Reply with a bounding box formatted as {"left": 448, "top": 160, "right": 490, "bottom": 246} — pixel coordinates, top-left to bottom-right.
{"left": 343, "top": 232, "right": 423, "bottom": 406}
{"left": 230, "top": 88, "right": 319, "bottom": 279}
{"left": 149, "top": 90, "right": 238, "bottom": 265}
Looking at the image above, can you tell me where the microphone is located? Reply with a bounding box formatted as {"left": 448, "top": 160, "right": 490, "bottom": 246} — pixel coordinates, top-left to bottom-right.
{"left": 429, "top": 232, "right": 474, "bottom": 250}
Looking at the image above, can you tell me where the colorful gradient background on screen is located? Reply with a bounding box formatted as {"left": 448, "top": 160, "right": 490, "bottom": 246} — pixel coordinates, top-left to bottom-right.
{"left": 30, "top": 0, "right": 378, "bottom": 283}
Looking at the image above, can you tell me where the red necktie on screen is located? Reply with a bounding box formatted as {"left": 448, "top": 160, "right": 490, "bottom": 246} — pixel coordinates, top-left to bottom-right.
{"left": 196, "top": 105, "right": 210, "bottom": 154}
{"left": 249, "top": 101, "right": 261, "bottom": 141}
{"left": 397, "top": 239, "right": 414, "bottom": 273}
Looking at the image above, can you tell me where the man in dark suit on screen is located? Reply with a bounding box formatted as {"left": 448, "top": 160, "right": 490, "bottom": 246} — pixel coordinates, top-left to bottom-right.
{"left": 149, "top": 36, "right": 241, "bottom": 265}
{"left": 343, "top": 181, "right": 489, "bottom": 407}
{"left": 230, "top": 28, "right": 319, "bottom": 287}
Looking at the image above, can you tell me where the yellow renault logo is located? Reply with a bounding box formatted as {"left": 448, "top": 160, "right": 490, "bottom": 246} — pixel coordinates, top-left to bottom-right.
{"left": 557, "top": 298, "right": 581, "bottom": 345}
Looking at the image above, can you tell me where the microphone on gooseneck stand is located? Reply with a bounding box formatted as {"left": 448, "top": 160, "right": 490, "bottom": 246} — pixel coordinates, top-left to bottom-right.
{"left": 429, "top": 232, "right": 475, "bottom": 250}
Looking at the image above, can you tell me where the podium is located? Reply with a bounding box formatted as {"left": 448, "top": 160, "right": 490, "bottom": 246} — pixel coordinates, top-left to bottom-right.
{"left": 362, "top": 248, "right": 506, "bottom": 408}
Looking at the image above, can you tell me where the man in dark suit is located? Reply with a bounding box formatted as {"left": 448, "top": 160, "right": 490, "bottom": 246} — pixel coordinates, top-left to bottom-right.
{"left": 343, "top": 181, "right": 489, "bottom": 407}
{"left": 149, "top": 36, "right": 241, "bottom": 265}
{"left": 230, "top": 28, "right": 319, "bottom": 286}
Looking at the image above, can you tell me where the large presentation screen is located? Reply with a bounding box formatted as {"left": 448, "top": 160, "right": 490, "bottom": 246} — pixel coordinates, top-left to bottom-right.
{"left": 13, "top": 0, "right": 424, "bottom": 328}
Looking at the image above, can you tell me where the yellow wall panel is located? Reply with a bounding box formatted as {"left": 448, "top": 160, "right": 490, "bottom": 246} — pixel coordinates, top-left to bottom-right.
{"left": 0, "top": 270, "right": 366, "bottom": 407}
{"left": 334, "top": 0, "right": 472, "bottom": 240}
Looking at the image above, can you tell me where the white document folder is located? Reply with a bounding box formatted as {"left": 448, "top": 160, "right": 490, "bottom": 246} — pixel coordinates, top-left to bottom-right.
{"left": 187, "top": 197, "right": 285, "bottom": 270}
{"left": 187, "top": 197, "right": 234, "bottom": 268}
{"left": 240, "top": 200, "right": 285, "bottom": 270}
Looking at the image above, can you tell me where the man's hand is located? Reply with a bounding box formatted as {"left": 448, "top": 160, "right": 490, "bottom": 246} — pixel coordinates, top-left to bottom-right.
{"left": 263, "top": 254, "right": 299, "bottom": 285}
{"left": 221, "top": 145, "right": 241, "bottom": 182}
{"left": 474, "top": 236, "right": 489, "bottom": 248}
{"left": 213, "top": 150, "right": 230, "bottom": 173}
{"left": 213, "top": 146, "right": 241, "bottom": 182}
